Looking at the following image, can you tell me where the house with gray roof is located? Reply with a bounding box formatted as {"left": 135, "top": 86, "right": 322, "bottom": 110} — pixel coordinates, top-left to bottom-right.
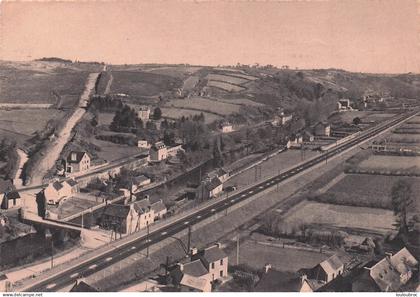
{"left": 0, "top": 179, "right": 21, "bottom": 210}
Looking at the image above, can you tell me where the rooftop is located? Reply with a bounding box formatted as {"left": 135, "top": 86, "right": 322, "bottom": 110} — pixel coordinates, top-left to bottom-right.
{"left": 183, "top": 259, "right": 209, "bottom": 277}
{"left": 103, "top": 204, "right": 130, "bottom": 218}
{"left": 66, "top": 151, "right": 88, "bottom": 164}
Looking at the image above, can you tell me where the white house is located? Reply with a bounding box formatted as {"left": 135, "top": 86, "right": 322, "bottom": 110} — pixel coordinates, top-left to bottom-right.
{"left": 196, "top": 177, "right": 223, "bottom": 200}
{"left": 137, "top": 140, "right": 150, "bottom": 149}
{"left": 133, "top": 198, "right": 155, "bottom": 230}
{"left": 136, "top": 106, "right": 151, "bottom": 123}
{"left": 65, "top": 151, "right": 91, "bottom": 174}
{"left": 171, "top": 243, "right": 228, "bottom": 292}
{"left": 220, "top": 122, "right": 233, "bottom": 133}
{"left": 43, "top": 179, "right": 78, "bottom": 205}
{"left": 337, "top": 99, "right": 353, "bottom": 111}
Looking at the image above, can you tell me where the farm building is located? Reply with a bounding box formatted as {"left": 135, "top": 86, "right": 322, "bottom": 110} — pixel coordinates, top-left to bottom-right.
{"left": 137, "top": 139, "right": 150, "bottom": 149}
{"left": 337, "top": 99, "right": 353, "bottom": 112}
{"left": 196, "top": 177, "right": 223, "bottom": 200}
{"left": 219, "top": 122, "right": 233, "bottom": 133}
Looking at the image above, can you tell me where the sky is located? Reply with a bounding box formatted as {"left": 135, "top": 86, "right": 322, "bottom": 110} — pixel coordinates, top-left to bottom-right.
{"left": 1, "top": 0, "right": 419, "bottom": 73}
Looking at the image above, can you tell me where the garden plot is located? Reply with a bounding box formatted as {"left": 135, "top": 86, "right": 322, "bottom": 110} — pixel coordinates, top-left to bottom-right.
{"left": 206, "top": 74, "right": 249, "bottom": 85}
{"left": 110, "top": 70, "right": 182, "bottom": 97}
{"left": 207, "top": 80, "right": 245, "bottom": 92}
{"left": 165, "top": 97, "right": 240, "bottom": 115}
{"left": 0, "top": 109, "right": 65, "bottom": 144}
{"left": 182, "top": 76, "right": 200, "bottom": 91}
{"left": 326, "top": 174, "right": 420, "bottom": 211}
{"left": 358, "top": 155, "right": 420, "bottom": 171}
{"left": 216, "top": 98, "right": 264, "bottom": 106}
{"left": 160, "top": 107, "right": 222, "bottom": 124}
{"left": 284, "top": 200, "right": 395, "bottom": 233}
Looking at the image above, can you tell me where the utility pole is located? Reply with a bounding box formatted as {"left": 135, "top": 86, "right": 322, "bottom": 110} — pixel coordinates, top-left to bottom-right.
{"left": 187, "top": 225, "right": 192, "bottom": 254}
{"left": 236, "top": 235, "right": 240, "bottom": 265}
{"left": 146, "top": 222, "right": 150, "bottom": 258}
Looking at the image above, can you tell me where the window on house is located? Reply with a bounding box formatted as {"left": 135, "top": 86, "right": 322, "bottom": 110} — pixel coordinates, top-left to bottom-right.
{"left": 220, "top": 270, "right": 223, "bottom": 277}
{"left": 220, "top": 259, "right": 223, "bottom": 265}
{"left": 332, "top": 273, "right": 335, "bottom": 279}
{"left": 211, "top": 263, "right": 215, "bottom": 269}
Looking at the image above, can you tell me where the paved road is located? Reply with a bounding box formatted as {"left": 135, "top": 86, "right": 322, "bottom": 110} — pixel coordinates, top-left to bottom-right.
{"left": 22, "top": 109, "right": 418, "bottom": 292}
{"left": 29, "top": 73, "right": 100, "bottom": 186}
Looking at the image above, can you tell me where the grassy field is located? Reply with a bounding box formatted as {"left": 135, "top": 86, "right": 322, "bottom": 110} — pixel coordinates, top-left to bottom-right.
{"left": 216, "top": 98, "right": 264, "bottom": 106}
{"left": 358, "top": 155, "right": 420, "bottom": 171}
{"left": 326, "top": 174, "right": 420, "bottom": 211}
{"left": 329, "top": 111, "right": 395, "bottom": 124}
{"left": 207, "top": 80, "right": 245, "bottom": 92}
{"left": 89, "top": 137, "right": 142, "bottom": 162}
{"left": 110, "top": 70, "right": 182, "bottom": 97}
{"left": 182, "top": 76, "right": 200, "bottom": 90}
{"left": 206, "top": 73, "right": 249, "bottom": 85}
{"left": 226, "top": 239, "right": 328, "bottom": 272}
{"left": 284, "top": 200, "right": 395, "bottom": 232}
{"left": 0, "top": 61, "right": 92, "bottom": 106}
{"left": 160, "top": 107, "right": 222, "bottom": 124}
{"left": 97, "top": 112, "right": 115, "bottom": 126}
{"left": 0, "top": 109, "right": 65, "bottom": 144}
{"left": 145, "top": 66, "right": 202, "bottom": 78}
{"left": 165, "top": 97, "right": 241, "bottom": 115}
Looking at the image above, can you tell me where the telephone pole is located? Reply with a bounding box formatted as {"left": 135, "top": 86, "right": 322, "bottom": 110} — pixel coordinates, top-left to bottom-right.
{"left": 146, "top": 222, "right": 150, "bottom": 258}
{"left": 236, "top": 235, "right": 240, "bottom": 265}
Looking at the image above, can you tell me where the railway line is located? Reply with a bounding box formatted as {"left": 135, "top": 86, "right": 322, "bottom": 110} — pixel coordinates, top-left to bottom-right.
{"left": 23, "top": 109, "right": 418, "bottom": 292}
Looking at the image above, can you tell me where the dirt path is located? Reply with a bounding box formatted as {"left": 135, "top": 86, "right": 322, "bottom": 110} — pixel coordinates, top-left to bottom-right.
{"left": 30, "top": 73, "right": 100, "bottom": 185}
{"left": 13, "top": 148, "right": 28, "bottom": 187}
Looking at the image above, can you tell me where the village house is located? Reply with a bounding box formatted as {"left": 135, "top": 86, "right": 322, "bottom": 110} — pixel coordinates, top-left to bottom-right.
{"left": 219, "top": 122, "right": 233, "bottom": 133}
{"left": 42, "top": 179, "right": 79, "bottom": 205}
{"left": 313, "top": 122, "right": 331, "bottom": 137}
{"left": 337, "top": 99, "right": 353, "bottom": 112}
{"left": 319, "top": 247, "right": 418, "bottom": 292}
{"left": 150, "top": 199, "right": 167, "bottom": 219}
{"left": 207, "top": 168, "right": 229, "bottom": 183}
{"left": 137, "top": 139, "right": 150, "bottom": 149}
{"left": 133, "top": 175, "right": 151, "bottom": 189}
{"left": 196, "top": 177, "right": 223, "bottom": 200}
{"left": 132, "top": 198, "right": 155, "bottom": 230}
{"left": 170, "top": 243, "right": 228, "bottom": 292}
{"left": 0, "top": 179, "right": 22, "bottom": 210}
{"left": 101, "top": 203, "right": 139, "bottom": 235}
{"left": 299, "top": 254, "right": 344, "bottom": 292}
{"left": 279, "top": 112, "right": 293, "bottom": 125}
{"left": 302, "top": 130, "right": 315, "bottom": 142}
{"left": 287, "top": 134, "right": 303, "bottom": 149}
{"left": 150, "top": 141, "right": 168, "bottom": 162}
{"left": 135, "top": 105, "right": 151, "bottom": 123}
{"left": 255, "top": 264, "right": 302, "bottom": 292}
{"left": 70, "top": 279, "right": 99, "bottom": 292}
{"left": 65, "top": 151, "right": 91, "bottom": 174}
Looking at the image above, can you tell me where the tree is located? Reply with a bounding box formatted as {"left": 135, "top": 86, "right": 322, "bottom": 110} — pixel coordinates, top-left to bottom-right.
{"left": 353, "top": 117, "right": 361, "bottom": 125}
{"left": 153, "top": 107, "right": 162, "bottom": 120}
{"left": 391, "top": 179, "right": 414, "bottom": 236}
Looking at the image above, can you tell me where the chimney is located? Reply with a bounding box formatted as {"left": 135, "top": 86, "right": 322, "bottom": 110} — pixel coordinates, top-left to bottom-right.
{"left": 301, "top": 274, "right": 307, "bottom": 284}
{"left": 71, "top": 152, "right": 77, "bottom": 161}
{"left": 190, "top": 247, "right": 198, "bottom": 256}
{"left": 177, "top": 263, "right": 184, "bottom": 271}
{"left": 264, "top": 263, "right": 272, "bottom": 274}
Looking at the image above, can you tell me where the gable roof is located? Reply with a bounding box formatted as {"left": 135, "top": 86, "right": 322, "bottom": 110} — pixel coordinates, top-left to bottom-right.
{"left": 368, "top": 257, "right": 401, "bottom": 292}
{"left": 304, "top": 278, "right": 326, "bottom": 291}
{"left": 70, "top": 280, "right": 99, "bottom": 292}
{"left": 200, "top": 244, "right": 227, "bottom": 264}
{"left": 66, "top": 151, "right": 89, "bottom": 164}
{"left": 52, "top": 181, "right": 64, "bottom": 191}
{"left": 152, "top": 141, "right": 166, "bottom": 150}
{"left": 389, "top": 247, "right": 418, "bottom": 274}
{"left": 320, "top": 255, "right": 344, "bottom": 274}
{"left": 180, "top": 274, "right": 209, "bottom": 292}
{"left": 183, "top": 259, "right": 209, "bottom": 277}
{"left": 66, "top": 179, "right": 78, "bottom": 187}
{"left": 133, "top": 175, "right": 151, "bottom": 184}
{"left": 255, "top": 269, "right": 301, "bottom": 292}
{"left": 205, "top": 177, "right": 222, "bottom": 192}
{"left": 103, "top": 204, "right": 131, "bottom": 218}
{"left": 133, "top": 198, "right": 152, "bottom": 214}
{"left": 151, "top": 200, "right": 166, "bottom": 213}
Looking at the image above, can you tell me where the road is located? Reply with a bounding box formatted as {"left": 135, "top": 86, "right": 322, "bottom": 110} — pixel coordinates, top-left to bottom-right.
{"left": 29, "top": 73, "right": 100, "bottom": 186}
{"left": 21, "top": 109, "right": 418, "bottom": 292}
